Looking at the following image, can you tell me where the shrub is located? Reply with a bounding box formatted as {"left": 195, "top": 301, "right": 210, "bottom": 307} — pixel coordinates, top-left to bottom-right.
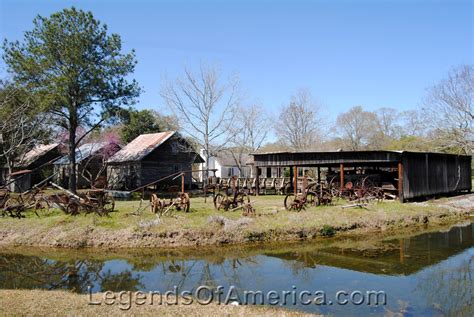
{"left": 320, "top": 225, "right": 335, "bottom": 237}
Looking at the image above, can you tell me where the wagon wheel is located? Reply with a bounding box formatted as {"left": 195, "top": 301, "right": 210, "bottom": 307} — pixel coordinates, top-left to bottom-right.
{"left": 368, "top": 187, "right": 384, "bottom": 202}
{"left": 102, "top": 193, "right": 115, "bottom": 215}
{"left": 305, "top": 191, "right": 317, "bottom": 207}
{"left": 34, "top": 197, "right": 51, "bottom": 217}
{"left": 318, "top": 189, "right": 333, "bottom": 206}
{"left": 361, "top": 176, "right": 376, "bottom": 190}
{"left": 150, "top": 194, "right": 160, "bottom": 214}
{"left": 213, "top": 193, "right": 225, "bottom": 210}
{"left": 234, "top": 192, "right": 250, "bottom": 209}
{"left": 3, "top": 197, "right": 21, "bottom": 218}
{"left": 178, "top": 193, "right": 190, "bottom": 213}
{"left": 284, "top": 194, "right": 303, "bottom": 212}
{"left": 66, "top": 201, "right": 80, "bottom": 215}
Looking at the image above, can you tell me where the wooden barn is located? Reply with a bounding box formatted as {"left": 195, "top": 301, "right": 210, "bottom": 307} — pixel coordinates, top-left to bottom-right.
{"left": 251, "top": 150, "right": 472, "bottom": 202}
{"left": 54, "top": 142, "right": 121, "bottom": 189}
{"left": 107, "top": 131, "right": 204, "bottom": 191}
{"left": 3, "top": 144, "right": 62, "bottom": 192}
{"left": 18, "top": 143, "right": 62, "bottom": 186}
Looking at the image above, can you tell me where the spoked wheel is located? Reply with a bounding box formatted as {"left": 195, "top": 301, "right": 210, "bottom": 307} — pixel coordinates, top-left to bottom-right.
{"left": 305, "top": 191, "right": 317, "bottom": 207}
{"left": 318, "top": 189, "right": 333, "bottom": 206}
{"left": 177, "top": 193, "right": 190, "bottom": 213}
{"left": 4, "top": 197, "right": 22, "bottom": 218}
{"left": 234, "top": 192, "right": 250, "bottom": 209}
{"left": 284, "top": 194, "right": 303, "bottom": 212}
{"left": 66, "top": 201, "right": 80, "bottom": 215}
{"left": 34, "top": 197, "right": 51, "bottom": 217}
{"left": 102, "top": 193, "right": 115, "bottom": 215}
{"left": 213, "top": 193, "right": 225, "bottom": 210}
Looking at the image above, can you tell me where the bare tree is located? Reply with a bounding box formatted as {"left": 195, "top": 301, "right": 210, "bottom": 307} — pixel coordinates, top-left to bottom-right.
{"left": 375, "top": 107, "right": 401, "bottom": 139}
{"left": 276, "top": 89, "right": 324, "bottom": 151}
{"left": 335, "top": 106, "right": 377, "bottom": 150}
{"left": 0, "top": 83, "right": 51, "bottom": 183}
{"left": 400, "top": 109, "right": 428, "bottom": 137}
{"left": 160, "top": 63, "right": 240, "bottom": 181}
{"left": 423, "top": 65, "right": 473, "bottom": 154}
{"left": 226, "top": 104, "right": 271, "bottom": 174}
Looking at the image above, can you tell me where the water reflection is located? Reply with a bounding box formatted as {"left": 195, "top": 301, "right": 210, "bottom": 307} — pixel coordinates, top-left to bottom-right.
{"left": 0, "top": 222, "right": 472, "bottom": 316}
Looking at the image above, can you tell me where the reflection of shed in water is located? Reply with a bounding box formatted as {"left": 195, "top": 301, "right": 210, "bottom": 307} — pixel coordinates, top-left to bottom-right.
{"left": 264, "top": 224, "right": 473, "bottom": 276}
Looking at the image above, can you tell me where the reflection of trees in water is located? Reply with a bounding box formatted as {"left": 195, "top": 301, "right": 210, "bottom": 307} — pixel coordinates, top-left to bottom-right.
{"left": 0, "top": 254, "right": 143, "bottom": 293}
{"left": 100, "top": 270, "right": 144, "bottom": 292}
{"left": 148, "top": 255, "right": 260, "bottom": 296}
{"left": 415, "top": 254, "right": 473, "bottom": 316}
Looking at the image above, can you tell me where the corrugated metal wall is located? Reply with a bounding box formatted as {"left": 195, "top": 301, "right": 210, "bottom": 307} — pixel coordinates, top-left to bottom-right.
{"left": 402, "top": 152, "right": 472, "bottom": 200}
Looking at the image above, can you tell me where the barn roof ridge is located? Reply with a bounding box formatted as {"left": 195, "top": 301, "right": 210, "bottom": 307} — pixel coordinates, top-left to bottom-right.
{"left": 107, "top": 131, "right": 176, "bottom": 163}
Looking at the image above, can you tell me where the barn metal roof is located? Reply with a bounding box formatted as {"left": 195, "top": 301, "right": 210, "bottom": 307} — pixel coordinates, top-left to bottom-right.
{"left": 54, "top": 142, "right": 109, "bottom": 165}
{"left": 107, "top": 131, "right": 176, "bottom": 163}
{"left": 18, "top": 143, "right": 59, "bottom": 167}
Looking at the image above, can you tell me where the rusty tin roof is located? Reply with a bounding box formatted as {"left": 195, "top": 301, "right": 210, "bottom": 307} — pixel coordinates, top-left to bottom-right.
{"left": 19, "top": 143, "right": 59, "bottom": 167}
{"left": 107, "top": 131, "right": 175, "bottom": 163}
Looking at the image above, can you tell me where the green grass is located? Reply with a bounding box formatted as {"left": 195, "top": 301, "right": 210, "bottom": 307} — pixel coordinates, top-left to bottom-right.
{"left": 0, "top": 193, "right": 470, "bottom": 248}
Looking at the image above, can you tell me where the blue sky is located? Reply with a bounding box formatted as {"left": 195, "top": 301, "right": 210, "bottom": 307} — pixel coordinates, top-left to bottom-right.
{"left": 0, "top": 0, "right": 472, "bottom": 121}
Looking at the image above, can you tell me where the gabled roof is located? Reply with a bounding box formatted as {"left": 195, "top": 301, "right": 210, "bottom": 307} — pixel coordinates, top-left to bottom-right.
{"left": 214, "top": 152, "right": 251, "bottom": 166}
{"left": 107, "top": 131, "right": 175, "bottom": 163}
{"left": 54, "top": 142, "right": 110, "bottom": 165}
{"left": 18, "top": 143, "right": 59, "bottom": 167}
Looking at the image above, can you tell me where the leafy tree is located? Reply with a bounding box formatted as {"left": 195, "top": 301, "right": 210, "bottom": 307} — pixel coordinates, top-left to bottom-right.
{"left": 2, "top": 7, "right": 140, "bottom": 192}
{"left": 119, "top": 109, "right": 179, "bottom": 143}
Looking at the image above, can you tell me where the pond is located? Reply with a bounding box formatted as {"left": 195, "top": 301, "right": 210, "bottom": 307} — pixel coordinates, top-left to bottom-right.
{"left": 0, "top": 222, "right": 473, "bottom": 316}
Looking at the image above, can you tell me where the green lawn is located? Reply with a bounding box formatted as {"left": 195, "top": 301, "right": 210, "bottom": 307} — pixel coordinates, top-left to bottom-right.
{"left": 1, "top": 193, "right": 470, "bottom": 248}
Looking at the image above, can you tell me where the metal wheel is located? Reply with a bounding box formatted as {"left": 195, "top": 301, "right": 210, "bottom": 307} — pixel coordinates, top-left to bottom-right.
{"left": 3, "top": 197, "right": 20, "bottom": 217}
{"left": 66, "top": 201, "right": 80, "bottom": 215}
{"left": 178, "top": 193, "right": 190, "bottom": 213}
{"left": 305, "top": 191, "right": 317, "bottom": 207}
{"left": 34, "top": 197, "right": 51, "bottom": 217}
{"left": 284, "top": 194, "right": 303, "bottom": 211}
{"left": 235, "top": 192, "right": 250, "bottom": 209}
{"left": 213, "top": 193, "right": 225, "bottom": 210}
{"left": 102, "top": 193, "right": 115, "bottom": 215}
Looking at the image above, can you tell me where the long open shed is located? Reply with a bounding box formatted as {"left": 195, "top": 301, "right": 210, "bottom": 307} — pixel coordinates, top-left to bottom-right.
{"left": 251, "top": 151, "right": 472, "bottom": 202}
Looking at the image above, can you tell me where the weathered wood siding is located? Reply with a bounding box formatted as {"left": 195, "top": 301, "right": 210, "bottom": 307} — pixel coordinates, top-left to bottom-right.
{"left": 402, "top": 152, "right": 472, "bottom": 200}
{"left": 140, "top": 139, "right": 194, "bottom": 187}
{"left": 107, "top": 137, "right": 198, "bottom": 190}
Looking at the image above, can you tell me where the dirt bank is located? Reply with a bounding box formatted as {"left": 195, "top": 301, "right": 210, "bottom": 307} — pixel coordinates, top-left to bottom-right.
{"left": 0, "top": 194, "right": 472, "bottom": 249}
{"left": 0, "top": 289, "right": 314, "bottom": 316}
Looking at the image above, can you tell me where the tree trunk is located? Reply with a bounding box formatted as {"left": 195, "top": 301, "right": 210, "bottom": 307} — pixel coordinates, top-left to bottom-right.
{"left": 68, "top": 120, "right": 77, "bottom": 194}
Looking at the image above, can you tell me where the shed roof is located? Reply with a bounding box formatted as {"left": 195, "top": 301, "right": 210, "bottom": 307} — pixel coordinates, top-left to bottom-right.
{"left": 251, "top": 150, "right": 471, "bottom": 167}
{"left": 54, "top": 142, "right": 110, "bottom": 165}
{"left": 107, "top": 131, "right": 175, "bottom": 163}
{"left": 18, "top": 143, "right": 59, "bottom": 167}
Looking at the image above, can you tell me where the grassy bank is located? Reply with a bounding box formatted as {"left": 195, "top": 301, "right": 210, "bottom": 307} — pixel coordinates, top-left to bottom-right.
{"left": 0, "top": 289, "right": 313, "bottom": 316}
{"left": 0, "top": 194, "right": 472, "bottom": 249}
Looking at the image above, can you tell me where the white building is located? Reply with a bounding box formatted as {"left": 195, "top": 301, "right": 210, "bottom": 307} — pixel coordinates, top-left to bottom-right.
{"left": 199, "top": 150, "right": 252, "bottom": 181}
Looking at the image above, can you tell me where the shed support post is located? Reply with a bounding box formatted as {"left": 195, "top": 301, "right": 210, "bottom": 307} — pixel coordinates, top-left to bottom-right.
{"left": 181, "top": 173, "right": 185, "bottom": 194}
{"left": 318, "top": 166, "right": 322, "bottom": 196}
{"left": 339, "top": 163, "right": 344, "bottom": 190}
{"left": 317, "top": 166, "right": 321, "bottom": 187}
{"left": 256, "top": 171, "right": 260, "bottom": 196}
{"left": 398, "top": 162, "right": 404, "bottom": 202}
{"left": 294, "top": 166, "right": 298, "bottom": 195}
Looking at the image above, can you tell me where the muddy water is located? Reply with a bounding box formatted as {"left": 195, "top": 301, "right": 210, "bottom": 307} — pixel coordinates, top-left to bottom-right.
{"left": 0, "top": 222, "right": 473, "bottom": 316}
